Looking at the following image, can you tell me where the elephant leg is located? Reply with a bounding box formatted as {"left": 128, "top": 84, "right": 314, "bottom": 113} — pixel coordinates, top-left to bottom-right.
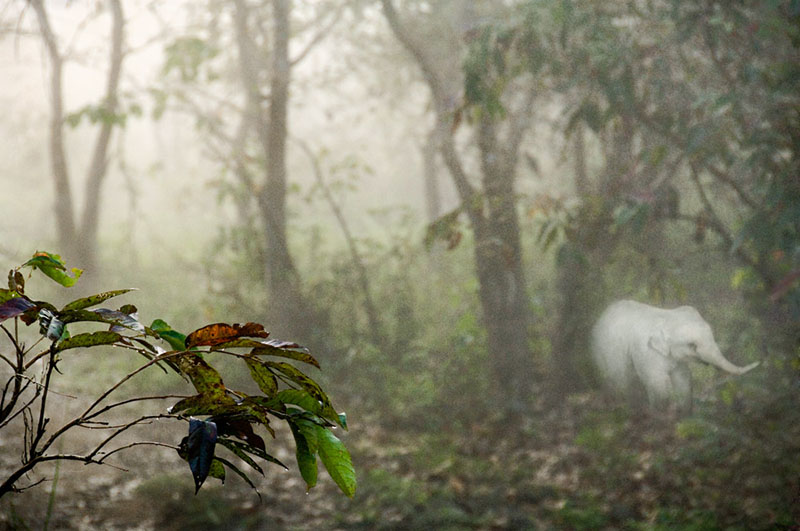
{"left": 632, "top": 351, "right": 673, "bottom": 409}
{"left": 669, "top": 363, "right": 692, "bottom": 415}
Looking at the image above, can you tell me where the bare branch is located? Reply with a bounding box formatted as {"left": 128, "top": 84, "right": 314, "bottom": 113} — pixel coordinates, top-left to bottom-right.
{"left": 290, "top": 5, "right": 344, "bottom": 67}
{"left": 88, "top": 414, "right": 178, "bottom": 460}
{"left": 84, "top": 394, "right": 190, "bottom": 421}
{"left": 97, "top": 441, "right": 180, "bottom": 463}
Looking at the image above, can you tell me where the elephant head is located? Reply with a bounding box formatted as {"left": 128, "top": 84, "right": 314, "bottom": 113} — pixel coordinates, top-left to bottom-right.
{"left": 647, "top": 306, "right": 760, "bottom": 375}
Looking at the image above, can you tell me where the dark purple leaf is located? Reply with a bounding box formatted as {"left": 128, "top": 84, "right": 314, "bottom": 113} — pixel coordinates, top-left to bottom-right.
{"left": 213, "top": 417, "right": 266, "bottom": 452}
{"left": 0, "top": 297, "right": 36, "bottom": 323}
{"left": 180, "top": 418, "right": 218, "bottom": 493}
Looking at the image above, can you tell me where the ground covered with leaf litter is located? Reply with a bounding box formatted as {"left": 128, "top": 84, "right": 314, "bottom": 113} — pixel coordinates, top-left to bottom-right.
{"left": 1, "top": 384, "right": 798, "bottom": 530}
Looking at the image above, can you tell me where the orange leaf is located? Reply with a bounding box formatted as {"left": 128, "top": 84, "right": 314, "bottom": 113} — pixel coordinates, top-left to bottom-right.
{"left": 185, "top": 322, "right": 269, "bottom": 348}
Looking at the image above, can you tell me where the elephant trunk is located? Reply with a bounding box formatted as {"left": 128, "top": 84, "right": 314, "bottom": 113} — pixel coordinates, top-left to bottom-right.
{"left": 703, "top": 346, "right": 760, "bottom": 375}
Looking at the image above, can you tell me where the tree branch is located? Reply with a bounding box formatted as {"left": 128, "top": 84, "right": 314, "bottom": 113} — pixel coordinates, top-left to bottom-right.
{"left": 380, "top": 0, "right": 478, "bottom": 219}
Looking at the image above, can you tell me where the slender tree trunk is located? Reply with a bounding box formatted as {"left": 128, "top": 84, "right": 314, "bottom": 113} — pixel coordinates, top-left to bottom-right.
{"left": 31, "top": 0, "right": 124, "bottom": 276}
{"left": 78, "top": 0, "right": 124, "bottom": 275}
{"left": 422, "top": 122, "right": 442, "bottom": 222}
{"left": 30, "top": 0, "right": 77, "bottom": 256}
{"left": 234, "top": 0, "right": 307, "bottom": 337}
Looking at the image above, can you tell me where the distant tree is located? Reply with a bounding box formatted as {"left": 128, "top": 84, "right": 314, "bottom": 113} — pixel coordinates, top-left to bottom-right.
{"left": 26, "top": 0, "right": 126, "bottom": 276}
{"left": 523, "top": 0, "right": 800, "bottom": 380}
{"left": 155, "top": 0, "right": 349, "bottom": 340}
{"left": 382, "top": 0, "right": 538, "bottom": 411}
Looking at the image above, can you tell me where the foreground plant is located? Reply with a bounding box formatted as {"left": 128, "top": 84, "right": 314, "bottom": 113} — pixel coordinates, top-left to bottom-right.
{"left": 0, "top": 251, "right": 355, "bottom": 498}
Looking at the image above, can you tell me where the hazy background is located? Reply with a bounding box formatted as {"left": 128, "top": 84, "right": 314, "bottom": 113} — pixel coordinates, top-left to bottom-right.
{"left": 0, "top": 1, "right": 798, "bottom": 529}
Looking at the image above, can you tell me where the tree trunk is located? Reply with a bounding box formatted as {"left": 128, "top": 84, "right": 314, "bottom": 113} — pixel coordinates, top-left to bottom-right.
{"left": 30, "top": 0, "right": 77, "bottom": 257}
{"left": 78, "top": 0, "right": 124, "bottom": 276}
{"left": 381, "top": 0, "right": 535, "bottom": 411}
{"left": 552, "top": 116, "right": 632, "bottom": 392}
{"left": 474, "top": 115, "right": 533, "bottom": 408}
{"left": 31, "top": 0, "right": 124, "bottom": 278}
{"left": 421, "top": 122, "right": 442, "bottom": 222}
{"left": 234, "top": 0, "right": 307, "bottom": 338}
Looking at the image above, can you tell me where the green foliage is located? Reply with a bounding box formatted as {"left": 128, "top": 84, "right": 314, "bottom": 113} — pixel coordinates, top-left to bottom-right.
{"left": 162, "top": 36, "right": 219, "bottom": 82}
{"left": 20, "top": 251, "right": 82, "bottom": 287}
{"left": 0, "top": 252, "right": 354, "bottom": 499}
{"left": 64, "top": 103, "right": 135, "bottom": 128}
{"left": 554, "top": 497, "right": 610, "bottom": 530}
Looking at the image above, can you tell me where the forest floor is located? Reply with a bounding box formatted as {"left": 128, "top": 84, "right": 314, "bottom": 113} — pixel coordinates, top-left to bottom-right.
{"left": 1, "top": 385, "right": 798, "bottom": 530}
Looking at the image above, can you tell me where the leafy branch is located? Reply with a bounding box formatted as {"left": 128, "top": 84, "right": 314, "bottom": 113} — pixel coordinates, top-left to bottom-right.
{"left": 0, "top": 251, "right": 355, "bottom": 499}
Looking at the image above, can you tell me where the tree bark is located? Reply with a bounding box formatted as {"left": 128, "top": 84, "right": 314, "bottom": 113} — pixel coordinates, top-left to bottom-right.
{"left": 30, "top": 0, "right": 125, "bottom": 277}
{"left": 30, "top": 0, "right": 77, "bottom": 255}
{"left": 382, "top": 0, "right": 534, "bottom": 410}
{"left": 78, "top": 0, "right": 125, "bottom": 275}
{"left": 421, "top": 122, "right": 442, "bottom": 222}
{"left": 234, "top": 0, "right": 307, "bottom": 338}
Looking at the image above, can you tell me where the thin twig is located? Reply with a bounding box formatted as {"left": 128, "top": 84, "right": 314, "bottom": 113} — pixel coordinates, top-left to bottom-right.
{"left": 30, "top": 343, "right": 57, "bottom": 456}
{"left": 97, "top": 441, "right": 179, "bottom": 463}
{"left": 83, "top": 394, "right": 190, "bottom": 421}
{"left": 88, "top": 414, "right": 178, "bottom": 460}
{"left": 38, "top": 350, "right": 185, "bottom": 457}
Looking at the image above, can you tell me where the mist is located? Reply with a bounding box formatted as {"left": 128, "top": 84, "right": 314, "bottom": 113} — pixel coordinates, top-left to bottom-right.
{"left": 0, "top": 1, "right": 797, "bottom": 528}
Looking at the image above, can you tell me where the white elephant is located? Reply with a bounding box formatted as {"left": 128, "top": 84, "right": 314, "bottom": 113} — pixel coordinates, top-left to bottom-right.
{"left": 591, "top": 300, "right": 759, "bottom": 413}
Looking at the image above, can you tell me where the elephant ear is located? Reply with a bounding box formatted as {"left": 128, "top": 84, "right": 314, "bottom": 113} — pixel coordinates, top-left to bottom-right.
{"left": 647, "top": 330, "right": 670, "bottom": 358}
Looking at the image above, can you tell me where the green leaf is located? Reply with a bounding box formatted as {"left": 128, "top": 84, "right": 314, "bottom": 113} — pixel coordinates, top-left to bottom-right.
{"left": 208, "top": 458, "right": 226, "bottom": 482}
{"left": 217, "top": 438, "right": 264, "bottom": 475}
{"left": 316, "top": 425, "right": 356, "bottom": 498}
{"left": 249, "top": 340, "right": 319, "bottom": 368}
{"left": 245, "top": 358, "right": 278, "bottom": 397}
{"left": 272, "top": 389, "right": 321, "bottom": 414}
{"left": 54, "top": 331, "right": 121, "bottom": 352}
{"left": 264, "top": 361, "right": 332, "bottom": 407}
{"left": 168, "top": 393, "right": 236, "bottom": 416}
{"left": 150, "top": 319, "right": 187, "bottom": 351}
{"left": 175, "top": 353, "right": 227, "bottom": 396}
{"left": 237, "top": 397, "right": 275, "bottom": 437}
{"left": 269, "top": 389, "right": 344, "bottom": 429}
{"left": 58, "top": 308, "right": 144, "bottom": 332}
{"left": 289, "top": 421, "right": 318, "bottom": 490}
{"left": 21, "top": 252, "right": 83, "bottom": 287}
{"left": 214, "top": 456, "right": 261, "bottom": 497}
{"left": 0, "top": 288, "right": 20, "bottom": 304}
{"left": 61, "top": 289, "right": 136, "bottom": 311}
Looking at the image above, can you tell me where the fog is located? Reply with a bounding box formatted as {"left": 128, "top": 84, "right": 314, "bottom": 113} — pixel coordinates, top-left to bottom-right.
{"left": 0, "top": 1, "right": 797, "bottom": 528}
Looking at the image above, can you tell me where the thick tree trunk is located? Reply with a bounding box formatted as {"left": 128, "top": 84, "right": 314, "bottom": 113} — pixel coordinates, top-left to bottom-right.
{"left": 552, "top": 117, "right": 632, "bottom": 392}
{"left": 262, "top": 0, "right": 303, "bottom": 332}
{"left": 381, "top": 0, "right": 534, "bottom": 411}
{"left": 475, "top": 116, "right": 533, "bottom": 408}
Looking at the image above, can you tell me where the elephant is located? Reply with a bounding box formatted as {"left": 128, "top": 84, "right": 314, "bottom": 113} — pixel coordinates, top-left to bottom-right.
{"left": 591, "top": 300, "right": 759, "bottom": 414}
